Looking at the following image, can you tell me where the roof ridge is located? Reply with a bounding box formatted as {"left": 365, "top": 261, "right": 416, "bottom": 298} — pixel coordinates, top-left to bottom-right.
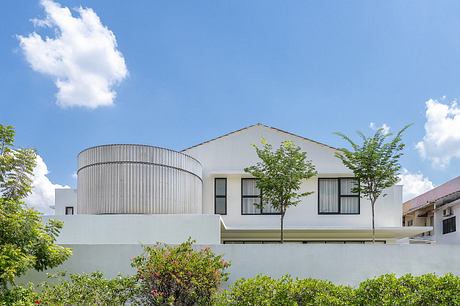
{"left": 181, "top": 123, "right": 336, "bottom": 152}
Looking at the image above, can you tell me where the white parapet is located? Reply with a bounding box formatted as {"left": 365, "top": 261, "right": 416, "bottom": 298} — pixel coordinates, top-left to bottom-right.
{"left": 44, "top": 214, "right": 221, "bottom": 245}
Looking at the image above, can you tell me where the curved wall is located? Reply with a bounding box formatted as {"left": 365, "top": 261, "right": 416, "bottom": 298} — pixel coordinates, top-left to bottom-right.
{"left": 77, "top": 145, "right": 202, "bottom": 214}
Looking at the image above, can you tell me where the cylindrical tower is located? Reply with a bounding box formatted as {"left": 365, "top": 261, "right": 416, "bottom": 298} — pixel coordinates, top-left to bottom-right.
{"left": 77, "top": 144, "right": 202, "bottom": 214}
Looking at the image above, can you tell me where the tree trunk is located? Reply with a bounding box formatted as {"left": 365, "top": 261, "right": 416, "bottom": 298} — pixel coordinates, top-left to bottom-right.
{"left": 371, "top": 200, "right": 375, "bottom": 244}
{"left": 280, "top": 206, "right": 285, "bottom": 244}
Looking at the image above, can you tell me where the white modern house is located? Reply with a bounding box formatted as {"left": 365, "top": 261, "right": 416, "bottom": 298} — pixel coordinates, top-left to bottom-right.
{"left": 403, "top": 176, "right": 460, "bottom": 244}
{"left": 53, "top": 123, "right": 429, "bottom": 245}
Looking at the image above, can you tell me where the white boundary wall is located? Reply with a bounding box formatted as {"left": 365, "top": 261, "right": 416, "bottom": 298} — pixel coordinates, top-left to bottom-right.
{"left": 22, "top": 244, "right": 460, "bottom": 287}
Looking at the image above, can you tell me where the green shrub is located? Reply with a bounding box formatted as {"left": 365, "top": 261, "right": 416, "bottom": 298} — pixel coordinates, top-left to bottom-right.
{"left": 215, "top": 275, "right": 293, "bottom": 306}
{"left": 292, "top": 278, "right": 355, "bottom": 305}
{"left": 0, "top": 285, "right": 38, "bottom": 306}
{"left": 37, "top": 272, "right": 138, "bottom": 305}
{"left": 355, "top": 273, "right": 460, "bottom": 306}
{"left": 214, "top": 275, "right": 354, "bottom": 306}
{"left": 131, "top": 239, "right": 230, "bottom": 306}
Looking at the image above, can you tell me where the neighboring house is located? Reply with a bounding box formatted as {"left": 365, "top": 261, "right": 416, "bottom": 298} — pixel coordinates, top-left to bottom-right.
{"left": 54, "top": 123, "right": 429, "bottom": 244}
{"left": 403, "top": 176, "right": 460, "bottom": 244}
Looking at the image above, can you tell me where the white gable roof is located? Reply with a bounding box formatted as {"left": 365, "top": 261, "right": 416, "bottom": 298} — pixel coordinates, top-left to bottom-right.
{"left": 182, "top": 123, "right": 350, "bottom": 175}
{"left": 182, "top": 123, "right": 336, "bottom": 152}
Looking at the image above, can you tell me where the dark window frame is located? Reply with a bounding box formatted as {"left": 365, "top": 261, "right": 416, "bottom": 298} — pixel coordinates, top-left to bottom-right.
{"left": 214, "top": 178, "right": 227, "bottom": 215}
{"left": 241, "top": 178, "right": 281, "bottom": 215}
{"left": 443, "top": 216, "right": 456, "bottom": 235}
{"left": 65, "top": 206, "right": 74, "bottom": 215}
{"left": 318, "top": 178, "right": 360, "bottom": 215}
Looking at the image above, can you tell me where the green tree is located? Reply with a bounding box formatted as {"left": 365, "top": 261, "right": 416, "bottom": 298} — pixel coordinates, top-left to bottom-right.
{"left": 335, "top": 125, "right": 410, "bottom": 243}
{"left": 0, "top": 124, "right": 71, "bottom": 290}
{"left": 244, "top": 140, "right": 317, "bottom": 243}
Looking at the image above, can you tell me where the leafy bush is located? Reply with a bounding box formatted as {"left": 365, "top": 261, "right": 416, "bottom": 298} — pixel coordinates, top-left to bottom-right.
{"left": 355, "top": 273, "right": 460, "bottom": 306}
{"left": 36, "top": 272, "right": 138, "bottom": 305}
{"left": 0, "top": 284, "right": 38, "bottom": 306}
{"left": 216, "top": 273, "right": 460, "bottom": 306}
{"left": 132, "top": 239, "right": 230, "bottom": 306}
{"left": 214, "top": 275, "right": 353, "bottom": 306}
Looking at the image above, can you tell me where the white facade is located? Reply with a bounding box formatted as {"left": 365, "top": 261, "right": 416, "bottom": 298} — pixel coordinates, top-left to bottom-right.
{"left": 54, "top": 188, "right": 77, "bottom": 215}
{"left": 54, "top": 124, "right": 430, "bottom": 244}
{"left": 434, "top": 200, "right": 460, "bottom": 244}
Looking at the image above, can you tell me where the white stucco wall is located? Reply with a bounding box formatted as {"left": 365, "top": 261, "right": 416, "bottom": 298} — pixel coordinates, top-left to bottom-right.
{"left": 183, "top": 124, "right": 402, "bottom": 229}
{"left": 433, "top": 201, "right": 459, "bottom": 244}
{"left": 22, "top": 244, "right": 460, "bottom": 287}
{"left": 44, "top": 215, "right": 221, "bottom": 245}
{"left": 54, "top": 188, "right": 77, "bottom": 215}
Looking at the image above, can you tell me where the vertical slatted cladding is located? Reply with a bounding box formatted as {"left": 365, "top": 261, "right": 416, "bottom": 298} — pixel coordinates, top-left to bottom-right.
{"left": 77, "top": 145, "right": 202, "bottom": 214}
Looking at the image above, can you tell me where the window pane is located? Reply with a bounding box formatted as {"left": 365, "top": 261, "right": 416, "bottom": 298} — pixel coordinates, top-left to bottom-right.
{"left": 242, "top": 179, "right": 260, "bottom": 196}
{"left": 340, "top": 178, "right": 358, "bottom": 195}
{"left": 262, "top": 201, "right": 280, "bottom": 214}
{"left": 319, "top": 179, "right": 339, "bottom": 213}
{"left": 340, "top": 197, "right": 359, "bottom": 213}
{"left": 242, "top": 198, "right": 261, "bottom": 214}
{"left": 215, "top": 197, "right": 226, "bottom": 214}
{"left": 443, "top": 217, "right": 456, "bottom": 234}
{"left": 215, "top": 179, "right": 226, "bottom": 196}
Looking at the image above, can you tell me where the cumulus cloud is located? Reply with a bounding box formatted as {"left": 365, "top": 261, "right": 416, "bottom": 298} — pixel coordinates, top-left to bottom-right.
{"left": 398, "top": 169, "right": 434, "bottom": 202}
{"left": 25, "top": 155, "right": 69, "bottom": 215}
{"left": 416, "top": 99, "right": 460, "bottom": 168}
{"left": 369, "top": 122, "right": 390, "bottom": 135}
{"left": 18, "top": 0, "right": 127, "bottom": 108}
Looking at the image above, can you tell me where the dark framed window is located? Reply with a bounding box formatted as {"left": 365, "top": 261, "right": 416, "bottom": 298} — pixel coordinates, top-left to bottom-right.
{"left": 318, "top": 178, "right": 360, "bottom": 214}
{"left": 214, "top": 178, "right": 227, "bottom": 215}
{"left": 443, "top": 216, "right": 456, "bottom": 234}
{"left": 65, "top": 206, "right": 74, "bottom": 215}
{"left": 241, "top": 178, "right": 280, "bottom": 215}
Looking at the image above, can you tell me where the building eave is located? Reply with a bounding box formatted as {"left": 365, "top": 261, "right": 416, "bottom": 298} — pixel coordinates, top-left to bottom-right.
{"left": 220, "top": 221, "right": 431, "bottom": 241}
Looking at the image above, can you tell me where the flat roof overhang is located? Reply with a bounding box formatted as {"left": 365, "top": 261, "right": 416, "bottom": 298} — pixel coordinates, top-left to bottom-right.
{"left": 220, "top": 221, "right": 432, "bottom": 241}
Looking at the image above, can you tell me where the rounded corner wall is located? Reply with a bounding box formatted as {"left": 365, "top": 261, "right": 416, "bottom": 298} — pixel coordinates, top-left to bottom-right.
{"left": 77, "top": 144, "right": 202, "bottom": 214}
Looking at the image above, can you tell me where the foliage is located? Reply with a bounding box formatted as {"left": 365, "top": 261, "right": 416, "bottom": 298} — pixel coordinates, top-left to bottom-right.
{"left": 355, "top": 273, "right": 460, "bottom": 306}
{"left": 0, "top": 284, "right": 38, "bottom": 306}
{"left": 214, "top": 274, "right": 354, "bottom": 306}
{"left": 36, "top": 272, "right": 138, "bottom": 306}
{"left": 0, "top": 124, "right": 71, "bottom": 290}
{"left": 244, "top": 140, "right": 317, "bottom": 242}
{"left": 0, "top": 125, "right": 36, "bottom": 199}
{"left": 131, "top": 239, "right": 230, "bottom": 306}
{"left": 335, "top": 125, "right": 410, "bottom": 242}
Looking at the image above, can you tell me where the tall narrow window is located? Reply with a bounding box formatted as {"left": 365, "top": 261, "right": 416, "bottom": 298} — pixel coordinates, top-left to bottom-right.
{"left": 65, "top": 206, "right": 74, "bottom": 215}
{"left": 443, "top": 216, "right": 456, "bottom": 234}
{"left": 318, "top": 178, "right": 359, "bottom": 214}
{"left": 241, "top": 178, "right": 280, "bottom": 215}
{"left": 214, "top": 178, "right": 227, "bottom": 215}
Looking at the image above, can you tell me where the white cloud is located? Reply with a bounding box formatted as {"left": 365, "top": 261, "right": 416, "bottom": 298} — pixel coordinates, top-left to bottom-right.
{"left": 18, "top": 0, "right": 127, "bottom": 108}
{"left": 25, "top": 155, "right": 69, "bottom": 215}
{"left": 416, "top": 99, "right": 460, "bottom": 168}
{"left": 369, "top": 122, "right": 390, "bottom": 135}
{"left": 398, "top": 169, "right": 434, "bottom": 202}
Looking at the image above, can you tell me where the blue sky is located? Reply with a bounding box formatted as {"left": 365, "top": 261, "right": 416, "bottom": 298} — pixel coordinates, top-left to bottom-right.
{"left": 1, "top": 0, "right": 460, "bottom": 211}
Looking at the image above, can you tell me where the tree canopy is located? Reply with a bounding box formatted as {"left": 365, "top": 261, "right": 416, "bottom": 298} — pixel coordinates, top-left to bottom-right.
{"left": 0, "top": 124, "right": 71, "bottom": 290}
{"left": 335, "top": 125, "right": 410, "bottom": 242}
{"left": 244, "top": 140, "right": 316, "bottom": 243}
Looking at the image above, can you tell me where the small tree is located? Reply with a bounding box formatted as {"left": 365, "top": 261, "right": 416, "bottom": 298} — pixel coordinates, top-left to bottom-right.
{"left": 244, "top": 140, "right": 317, "bottom": 243}
{"left": 335, "top": 125, "right": 410, "bottom": 243}
{"left": 0, "top": 124, "right": 71, "bottom": 290}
